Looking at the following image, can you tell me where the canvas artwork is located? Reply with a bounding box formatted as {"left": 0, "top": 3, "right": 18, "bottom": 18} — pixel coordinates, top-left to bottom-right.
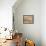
{"left": 23, "top": 15, "right": 34, "bottom": 24}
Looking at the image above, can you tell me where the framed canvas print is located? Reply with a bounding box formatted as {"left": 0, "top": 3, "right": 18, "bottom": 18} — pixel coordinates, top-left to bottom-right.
{"left": 23, "top": 15, "right": 34, "bottom": 24}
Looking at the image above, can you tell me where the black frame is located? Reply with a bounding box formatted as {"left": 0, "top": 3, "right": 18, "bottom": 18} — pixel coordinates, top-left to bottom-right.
{"left": 23, "top": 15, "right": 34, "bottom": 24}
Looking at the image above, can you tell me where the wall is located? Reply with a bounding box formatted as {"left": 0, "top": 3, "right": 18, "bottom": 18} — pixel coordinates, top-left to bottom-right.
{"left": 41, "top": 0, "right": 46, "bottom": 46}
{"left": 13, "top": 0, "right": 41, "bottom": 46}
{"left": 0, "top": 0, "right": 16, "bottom": 30}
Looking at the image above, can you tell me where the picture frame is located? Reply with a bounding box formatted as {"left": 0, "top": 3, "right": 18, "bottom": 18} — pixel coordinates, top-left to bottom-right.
{"left": 23, "top": 15, "right": 34, "bottom": 24}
